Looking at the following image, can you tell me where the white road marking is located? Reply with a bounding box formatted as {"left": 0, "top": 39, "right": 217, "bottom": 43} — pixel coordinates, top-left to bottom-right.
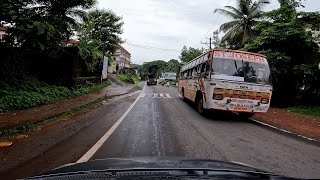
{"left": 151, "top": 93, "right": 173, "bottom": 98}
{"left": 76, "top": 83, "right": 146, "bottom": 163}
{"left": 141, "top": 93, "right": 146, "bottom": 97}
{"left": 250, "top": 118, "right": 318, "bottom": 142}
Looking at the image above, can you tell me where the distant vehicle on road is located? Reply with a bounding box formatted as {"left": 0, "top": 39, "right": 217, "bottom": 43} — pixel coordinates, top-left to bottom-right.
{"left": 178, "top": 48, "right": 272, "bottom": 118}
{"left": 163, "top": 72, "right": 176, "bottom": 81}
{"left": 147, "top": 73, "right": 157, "bottom": 85}
{"left": 159, "top": 72, "right": 177, "bottom": 85}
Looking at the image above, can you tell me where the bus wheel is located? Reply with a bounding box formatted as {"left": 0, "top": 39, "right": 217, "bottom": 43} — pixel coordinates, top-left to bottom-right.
{"left": 238, "top": 112, "right": 255, "bottom": 120}
{"left": 197, "top": 95, "right": 206, "bottom": 115}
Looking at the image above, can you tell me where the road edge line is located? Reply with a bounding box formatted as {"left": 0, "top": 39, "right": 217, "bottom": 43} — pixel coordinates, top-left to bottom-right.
{"left": 250, "top": 118, "right": 319, "bottom": 143}
{"left": 76, "top": 82, "right": 146, "bottom": 163}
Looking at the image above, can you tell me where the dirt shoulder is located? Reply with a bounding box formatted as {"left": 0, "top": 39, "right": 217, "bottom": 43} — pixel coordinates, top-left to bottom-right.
{"left": 253, "top": 107, "right": 320, "bottom": 141}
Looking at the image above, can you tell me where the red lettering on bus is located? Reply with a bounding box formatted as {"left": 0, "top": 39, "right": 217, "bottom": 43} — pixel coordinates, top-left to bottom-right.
{"left": 259, "top": 56, "right": 265, "bottom": 63}
{"left": 221, "top": 51, "right": 226, "bottom": 58}
{"left": 248, "top": 55, "right": 254, "bottom": 61}
{"left": 240, "top": 54, "right": 248, "bottom": 60}
{"left": 229, "top": 52, "right": 234, "bottom": 58}
{"left": 213, "top": 51, "right": 220, "bottom": 57}
{"left": 235, "top": 53, "right": 242, "bottom": 59}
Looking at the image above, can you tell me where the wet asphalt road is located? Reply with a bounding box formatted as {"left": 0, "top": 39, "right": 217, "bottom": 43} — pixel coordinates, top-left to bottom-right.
{"left": 2, "top": 82, "right": 320, "bottom": 179}
{"left": 90, "top": 82, "right": 320, "bottom": 178}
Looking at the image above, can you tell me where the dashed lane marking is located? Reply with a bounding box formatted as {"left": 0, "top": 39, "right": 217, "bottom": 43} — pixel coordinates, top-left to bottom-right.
{"left": 151, "top": 93, "right": 173, "bottom": 98}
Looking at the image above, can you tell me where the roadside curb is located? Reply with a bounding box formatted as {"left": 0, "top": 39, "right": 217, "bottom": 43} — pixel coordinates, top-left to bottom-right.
{"left": 250, "top": 118, "right": 320, "bottom": 145}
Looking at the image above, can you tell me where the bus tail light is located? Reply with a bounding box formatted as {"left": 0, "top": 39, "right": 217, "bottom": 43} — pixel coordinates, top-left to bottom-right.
{"left": 261, "top": 98, "right": 269, "bottom": 104}
{"left": 213, "top": 94, "right": 223, "bottom": 100}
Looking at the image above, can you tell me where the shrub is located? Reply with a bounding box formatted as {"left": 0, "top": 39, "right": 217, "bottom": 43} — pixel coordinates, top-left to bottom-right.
{"left": 116, "top": 74, "right": 140, "bottom": 84}
{"left": 0, "top": 77, "right": 110, "bottom": 112}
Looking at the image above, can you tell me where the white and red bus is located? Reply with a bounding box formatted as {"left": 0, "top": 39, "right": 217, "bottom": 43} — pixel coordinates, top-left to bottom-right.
{"left": 178, "top": 49, "right": 272, "bottom": 119}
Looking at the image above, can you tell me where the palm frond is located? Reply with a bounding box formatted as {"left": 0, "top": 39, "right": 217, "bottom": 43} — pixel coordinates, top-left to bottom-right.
{"left": 224, "top": 6, "right": 244, "bottom": 17}
{"left": 214, "top": 8, "right": 241, "bottom": 19}
{"left": 238, "top": 0, "right": 251, "bottom": 15}
{"left": 248, "top": 0, "right": 269, "bottom": 20}
{"left": 219, "top": 20, "right": 240, "bottom": 32}
{"left": 65, "top": 16, "right": 80, "bottom": 31}
{"left": 67, "top": 9, "right": 88, "bottom": 22}
{"left": 221, "top": 24, "right": 242, "bottom": 42}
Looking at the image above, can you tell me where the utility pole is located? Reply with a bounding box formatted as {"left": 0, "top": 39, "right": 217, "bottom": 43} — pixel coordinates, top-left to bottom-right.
{"left": 200, "top": 37, "right": 212, "bottom": 51}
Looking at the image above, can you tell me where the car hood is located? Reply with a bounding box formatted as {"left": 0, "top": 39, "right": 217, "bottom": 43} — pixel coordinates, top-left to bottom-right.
{"left": 43, "top": 157, "right": 269, "bottom": 175}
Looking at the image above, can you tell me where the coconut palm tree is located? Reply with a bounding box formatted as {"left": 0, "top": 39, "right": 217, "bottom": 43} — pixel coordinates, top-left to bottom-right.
{"left": 214, "top": 0, "right": 269, "bottom": 48}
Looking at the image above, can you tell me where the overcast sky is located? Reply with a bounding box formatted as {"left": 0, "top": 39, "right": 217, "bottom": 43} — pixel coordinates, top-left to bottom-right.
{"left": 97, "top": 0, "right": 319, "bottom": 64}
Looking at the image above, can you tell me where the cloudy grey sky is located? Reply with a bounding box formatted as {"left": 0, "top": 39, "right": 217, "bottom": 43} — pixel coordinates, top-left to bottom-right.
{"left": 97, "top": 0, "right": 319, "bottom": 64}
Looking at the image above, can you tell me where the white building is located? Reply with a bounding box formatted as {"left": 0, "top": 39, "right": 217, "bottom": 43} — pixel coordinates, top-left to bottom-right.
{"left": 115, "top": 45, "right": 131, "bottom": 72}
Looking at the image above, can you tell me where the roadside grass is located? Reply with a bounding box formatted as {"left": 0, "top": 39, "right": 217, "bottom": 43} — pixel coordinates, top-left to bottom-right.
{"left": 0, "top": 78, "right": 110, "bottom": 112}
{"left": 72, "top": 80, "right": 111, "bottom": 96}
{"left": 116, "top": 74, "right": 140, "bottom": 84}
{"left": 287, "top": 106, "right": 320, "bottom": 117}
{"left": 0, "top": 95, "right": 113, "bottom": 139}
{"left": 134, "top": 85, "right": 142, "bottom": 91}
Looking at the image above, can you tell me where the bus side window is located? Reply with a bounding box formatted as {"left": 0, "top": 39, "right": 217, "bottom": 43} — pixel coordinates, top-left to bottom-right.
{"left": 199, "top": 63, "right": 206, "bottom": 78}
{"left": 192, "top": 67, "right": 197, "bottom": 77}
{"left": 205, "top": 62, "right": 210, "bottom": 76}
{"left": 189, "top": 69, "right": 193, "bottom": 79}
{"left": 197, "top": 64, "right": 202, "bottom": 75}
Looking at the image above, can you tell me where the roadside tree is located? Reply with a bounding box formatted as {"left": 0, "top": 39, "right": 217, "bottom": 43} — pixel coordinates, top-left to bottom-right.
{"left": 214, "top": 0, "right": 270, "bottom": 49}
{"left": 179, "top": 46, "right": 202, "bottom": 63}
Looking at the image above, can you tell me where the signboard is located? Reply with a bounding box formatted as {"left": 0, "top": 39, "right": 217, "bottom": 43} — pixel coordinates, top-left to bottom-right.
{"left": 102, "top": 56, "right": 108, "bottom": 80}
{"left": 213, "top": 51, "right": 267, "bottom": 64}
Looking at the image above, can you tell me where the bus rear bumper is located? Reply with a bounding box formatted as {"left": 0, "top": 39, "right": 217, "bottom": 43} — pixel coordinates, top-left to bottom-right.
{"left": 208, "top": 107, "right": 269, "bottom": 113}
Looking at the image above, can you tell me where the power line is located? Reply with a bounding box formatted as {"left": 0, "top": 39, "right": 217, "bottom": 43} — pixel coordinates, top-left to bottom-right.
{"left": 195, "top": 0, "right": 232, "bottom": 48}
{"left": 123, "top": 42, "right": 181, "bottom": 52}
{"left": 201, "top": 37, "right": 212, "bottom": 49}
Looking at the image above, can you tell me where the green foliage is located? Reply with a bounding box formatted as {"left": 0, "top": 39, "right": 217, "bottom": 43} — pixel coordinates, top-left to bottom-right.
{"left": 212, "top": 30, "right": 226, "bottom": 48}
{"left": 166, "top": 59, "right": 182, "bottom": 73}
{"left": 0, "top": 81, "right": 71, "bottom": 111}
{"left": 116, "top": 74, "right": 140, "bottom": 84}
{"left": 214, "top": 0, "right": 270, "bottom": 48}
{"left": 77, "top": 9, "right": 124, "bottom": 71}
{"left": 1, "top": 94, "right": 113, "bottom": 138}
{"left": 243, "top": 6, "right": 320, "bottom": 106}
{"left": 278, "top": 0, "right": 305, "bottom": 7}
{"left": 86, "top": 9, "right": 124, "bottom": 55}
{"left": 287, "top": 106, "right": 320, "bottom": 117}
{"left": 179, "top": 46, "right": 202, "bottom": 63}
{"left": 0, "top": 0, "right": 96, "bottom": 50}
{"left": 72, "top": 80, "right": 111, "bottom": 96}
{"left": 77, "top": 39, "right": 104, "bottom": 72}
{"left": 0, "top": 77, "right": 110, "bottom": 112}
{"left": 138, "top": 59, "right": 182, "bottom": 79}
